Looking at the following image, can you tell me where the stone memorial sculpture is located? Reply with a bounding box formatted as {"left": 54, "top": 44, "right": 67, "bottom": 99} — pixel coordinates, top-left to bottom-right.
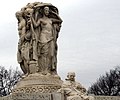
{"left": 16, "top": 2, "right": 62, "bottom": 76}
{"left": 13, "top": 2, "right": 63, "bottom": 95}
{"left": 58, "top": 72, "right": 94, "bottom": 100}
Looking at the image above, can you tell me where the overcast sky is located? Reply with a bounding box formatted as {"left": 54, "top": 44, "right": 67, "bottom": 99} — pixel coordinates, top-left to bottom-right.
{"left": 0, "top": 0, "right": 120, "bottom": 88}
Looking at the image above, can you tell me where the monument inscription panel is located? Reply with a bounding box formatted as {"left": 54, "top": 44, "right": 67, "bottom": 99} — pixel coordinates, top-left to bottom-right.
{"left": 12, "top": 93, "right": 64, "bottom": 100}
{"left": 12, "top": 93, "right": 51, "bottom": 100}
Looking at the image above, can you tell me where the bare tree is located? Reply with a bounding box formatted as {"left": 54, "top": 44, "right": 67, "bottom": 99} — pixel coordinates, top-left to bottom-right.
{"left": 0, "top": 66, "right": 22, "bottom": 96}
{"left": 88, "top": 66, "right": 120, "bottom": 96}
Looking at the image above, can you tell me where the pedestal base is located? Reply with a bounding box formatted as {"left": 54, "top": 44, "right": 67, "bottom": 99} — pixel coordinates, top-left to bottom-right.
{"left": 12, "top": 73, "right": 63, "bottom": 94}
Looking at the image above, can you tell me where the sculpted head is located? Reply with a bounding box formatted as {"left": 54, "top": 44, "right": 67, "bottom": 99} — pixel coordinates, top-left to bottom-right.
{"left": 67, "top": 72, "right": 75, "bottom": 81}
{"left": 43, "top": 6, "right": 49, "bottom": 16}
{"left": 15, "top": 11, "right": 23, "bottom": 19}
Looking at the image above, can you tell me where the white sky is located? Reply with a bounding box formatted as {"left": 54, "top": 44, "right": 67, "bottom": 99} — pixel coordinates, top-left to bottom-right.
{"left": 0, "top": 0, "right": 120, "bottom": 88}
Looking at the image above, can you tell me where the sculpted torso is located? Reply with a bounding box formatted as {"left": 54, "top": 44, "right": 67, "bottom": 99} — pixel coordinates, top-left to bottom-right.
{"left": 37, "top": 18, "right": 53, "bottom": 43}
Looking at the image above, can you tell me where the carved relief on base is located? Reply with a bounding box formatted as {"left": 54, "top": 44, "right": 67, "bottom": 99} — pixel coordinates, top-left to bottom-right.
{"left": 12, "top": 85, "right": 61, "bottom": 94}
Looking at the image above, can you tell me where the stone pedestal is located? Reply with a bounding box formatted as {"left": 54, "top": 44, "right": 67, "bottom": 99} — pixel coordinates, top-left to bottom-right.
{"left": 11, "top": 73, "right": 64, "bottom": 100}
{"left": 12, "top": 73, "right": 63, "bottom": 94}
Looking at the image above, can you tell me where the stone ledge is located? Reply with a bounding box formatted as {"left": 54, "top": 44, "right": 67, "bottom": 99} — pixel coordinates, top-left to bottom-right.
{"left": 0, "top": 95, "right": 120, "bottom": 100}
{"left": 94, "top": 96, "right": 120, "bottom": 100}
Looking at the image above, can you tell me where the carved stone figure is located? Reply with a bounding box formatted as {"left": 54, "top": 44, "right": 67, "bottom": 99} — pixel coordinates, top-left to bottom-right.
{"left": 16, "top": 11, "right": 29, "bottom": 75}
{"left": 16, "top": 2, "right": 62, "bottom": 76}
{"left": 58, "top": 72, "right": 94, "bottom": 100}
